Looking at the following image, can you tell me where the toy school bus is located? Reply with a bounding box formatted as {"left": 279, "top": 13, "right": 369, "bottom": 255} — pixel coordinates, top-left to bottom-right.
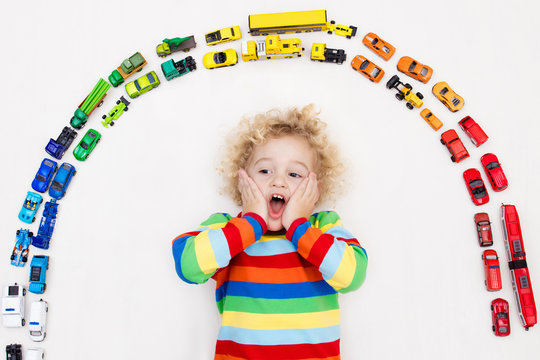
{"left": 248, "top": 10, "right": 328, "bottom": 35}
{"left": 241, "top": 35, "right": 303, "bottom": 61}
{"left": 501, "top": 204, "right": 537, "bottom": 330}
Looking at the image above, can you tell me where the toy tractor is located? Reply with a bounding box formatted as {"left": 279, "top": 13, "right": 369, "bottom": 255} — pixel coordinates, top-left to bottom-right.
{"left": 386, "top": 74, "right": 423, "bottom": 110}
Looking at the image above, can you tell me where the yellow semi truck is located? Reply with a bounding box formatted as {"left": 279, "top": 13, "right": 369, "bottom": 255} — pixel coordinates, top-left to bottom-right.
{"left": 241, "top": 35, "right": 303, "bottom": 61}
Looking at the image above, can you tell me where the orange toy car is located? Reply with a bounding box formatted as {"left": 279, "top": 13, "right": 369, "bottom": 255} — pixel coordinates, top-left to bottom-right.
{"left": 362, "top": 32, "right": 395, "bottom": 61}
{"left": 420, "top": 109, "right": 443, "bottom": 131}
{"left": 350, "top": 55, "right": 384, "bottom": 83}
{"left": 397, "top": 56, "right": 433, "bottom": 83}
{"left": 432, "top": 81, "right": 464, "bottom": 112}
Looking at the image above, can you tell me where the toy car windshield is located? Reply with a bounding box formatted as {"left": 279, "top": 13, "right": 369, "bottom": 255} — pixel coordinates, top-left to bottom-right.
{"left": 51, "top": 181, "right": 62, "bottom": 192}
{"left": 371, "top": 68, "right": 381, "bottom": 77}
{"left": 359, "top": 61, "right": 369, "bottom": 70}
{"left": 485, "top": 254, "right": 497, "bottom": 260}
{"left": 214, "top": 53, "right": 227, "bottom": 64}
{"left": 8, "top": 286, "right": 20, "bottom": 295}
{"left": 486, "top": 162, "right": 499, "bottom": 170}
{"left": 497, "top": 313, "right": 508, "bottom": 319}
{"left": 499, "top": 326, "right": 508, "bottom": 333}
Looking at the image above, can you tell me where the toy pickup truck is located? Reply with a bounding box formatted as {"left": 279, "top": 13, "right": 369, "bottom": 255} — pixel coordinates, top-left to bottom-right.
{"left": 70, "top": 78, "right": 111, "bottom": 129}
{"left": 32, "top": 199, "right": 58, "bottom": 249}
{"left": 241, "top": 35, "right": 303, "bottom": 61}
{"left": 161, "top": 56, "right": 197, "bottom": 81}
{"left": 45, "top": 126, "right": 78, "bottom": 159}
{"left": 156, "top": 36, "right": 196, "bottom": 57}
{"left": 108, "top": 52, "right": 147, "bottom": 87}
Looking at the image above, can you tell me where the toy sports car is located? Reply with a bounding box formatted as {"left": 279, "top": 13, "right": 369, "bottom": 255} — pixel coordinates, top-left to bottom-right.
{"left": 49, "top": 163, "right": 76, "bottom": 200}
{"left": 125, "top": 71, "right": 160, "bottom": 99}
{"left": 420, "top": 109, "right": 443, "bottom": 131}
{"left": 491, "top": 298, "right": 510, "bottom": 336}
{"left": 31, "top": 158, "right": 57, "bottom": 193}
{"left": 203, "top": 49, "right": 238, "bottom": 69}
{"left": 73, "top": 129, "right": 101, "bottom": 161}
{"left": 18, "top": 191, "right": 43, "bottom": 223}
{"left": 362, "top": 32, "right": 395, "bottom": 60}
{"left": 11, "top": 229, "right": 33, "bottom": 267}
{"left": 481, "top": 153, "right": 508, "bottom": 192}
{"left": 351, "top": 55, "right": 384, "bottom": 83}
{"left": 433, "top": 81, "right": 464, "bottom": 112}
{"left": 463, "top": 168, "right": 489, "bottom": 206}
{"left": 205, "top": 26, "right": 241, "bottom": 45}
{"left": 397, "top": 56, "right": 433, "bottom": 83}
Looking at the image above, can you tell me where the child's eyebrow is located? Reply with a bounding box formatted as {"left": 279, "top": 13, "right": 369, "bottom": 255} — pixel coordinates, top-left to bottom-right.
{"left": 253, "top": 158, "right": 309, "bottom": 171}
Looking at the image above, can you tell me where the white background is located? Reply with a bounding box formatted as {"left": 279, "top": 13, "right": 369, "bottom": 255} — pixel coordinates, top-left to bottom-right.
{"left": 1, "top": 0, "right": 539, "bottom": 359}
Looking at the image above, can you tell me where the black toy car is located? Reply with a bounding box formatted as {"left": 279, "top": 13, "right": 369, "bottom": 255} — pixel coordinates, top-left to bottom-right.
{"left": 6, "top": 344, "right": 22, "bottom": 360}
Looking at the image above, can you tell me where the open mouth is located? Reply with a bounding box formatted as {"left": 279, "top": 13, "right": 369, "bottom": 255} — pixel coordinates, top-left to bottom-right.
{"left": 268, "top": 194, "right": 287, "bottom": 219}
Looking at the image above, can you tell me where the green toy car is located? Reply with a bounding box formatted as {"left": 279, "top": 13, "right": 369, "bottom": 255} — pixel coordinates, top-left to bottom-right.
{"left": 125, "top": 71, "right": 160, "bottom": 99}
{"left": 156, "top": 36, "right": 196, "bottom": 57}
{"left": 102, "top": 96, "right": 130, "bottom": 127}
{"left": 73, "top": 129, "right": 101, "bottom": 161}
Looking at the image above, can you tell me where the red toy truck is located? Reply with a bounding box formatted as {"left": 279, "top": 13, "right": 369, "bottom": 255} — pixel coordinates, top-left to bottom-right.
{"left": 440, "top": 129, "right": 469, "bottom": 163}
{"left": 483, "top": 249, "right": 502, "bottom": 291}
{"left": 458, "top": 116, "right": 488, "bottom": 147}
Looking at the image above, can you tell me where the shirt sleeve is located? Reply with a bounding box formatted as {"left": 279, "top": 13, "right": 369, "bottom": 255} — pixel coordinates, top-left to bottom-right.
{"left": 286, "top": 211, "right": 368, "bottom": 293}
{"left": 171, "top": 212, "right": 267, "bottom": 284}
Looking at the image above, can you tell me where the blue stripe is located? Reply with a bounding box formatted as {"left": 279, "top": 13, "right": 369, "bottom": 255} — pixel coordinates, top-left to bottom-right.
{"left": 325, "top": 226, "right": 354, "bottom": 239}
{"left": 216, "top": 280, "right": 336, "bottom": 302}
{"left": 320, "top": 240, "right": 345, "bottom": 281}
{"left": 218, "top": 325, "right": 340, "bottom": 345}
{"left": 245, "top": 238, "right": 296, "bottom": 256}
{"left": 208, "top": 229, "right": 231, "bottom": 268}
{"left": 172, "top": 236, "right": 198, "bottom": 285}
{"left": 243, "top": 215, "right": 263, "bottom": 239}
{"left": 291, "top": 221, "right": 311, "bottom": 247}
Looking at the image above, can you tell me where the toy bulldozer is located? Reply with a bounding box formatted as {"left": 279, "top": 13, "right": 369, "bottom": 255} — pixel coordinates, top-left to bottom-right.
{"left": 386, "top": 75, "right": 423, "bottom": 110}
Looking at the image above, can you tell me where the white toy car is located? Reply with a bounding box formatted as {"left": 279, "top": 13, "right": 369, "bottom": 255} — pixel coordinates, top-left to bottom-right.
{"left": 29, "top": 299, "right": 48, "bottom": 341}
{"left": 26, "top": 348, "right": 45, "bottom": 360}
{"left": 2, "top": 283, "right": 26, "bottom": 327}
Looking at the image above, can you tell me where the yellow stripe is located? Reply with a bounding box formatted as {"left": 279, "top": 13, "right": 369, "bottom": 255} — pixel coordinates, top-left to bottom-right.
{"left": 221, "top": 309, "right": 340, "bottom": 329}
{"left": 194, "top": 230, "right": 219, "bottom": 275}
{"left": 198, "top": 221, "right": 228, "bottom": 230}
{"left": 319, "top": 219, "right": 341, "bottom": 233}
{"left": 327, "top": 246, "right": 356, "bottom": 290}
{"left": 258, "top": 235, "right": 285, "bottom": 242}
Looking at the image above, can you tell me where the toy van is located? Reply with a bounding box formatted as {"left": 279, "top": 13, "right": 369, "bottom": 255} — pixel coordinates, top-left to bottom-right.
{"left": 2, "top": 283, "right": 26, "bottom": 327}
{"left": 29, "top": 300, "right": 48, "bottom": 341}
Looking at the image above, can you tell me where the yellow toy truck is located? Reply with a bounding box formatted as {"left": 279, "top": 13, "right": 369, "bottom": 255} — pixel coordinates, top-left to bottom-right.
{"left": 241, "top": 35, "right": 303, "bottom": 61}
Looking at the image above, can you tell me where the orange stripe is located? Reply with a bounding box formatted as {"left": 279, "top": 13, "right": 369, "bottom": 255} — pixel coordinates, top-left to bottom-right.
{"left": 214, "top": 354, "right": 248, "bottom": 360}
{"left": 213, "top": 267, "right": 231, "bottom": 288}
{"left": 297, "top": 227, "right": 323, "bottom": 258}
{"left": 229, "top": 217, "right": 255, "bottom": 249}
{"left": 228, "top": 265, "right": 324, "bottom": 284}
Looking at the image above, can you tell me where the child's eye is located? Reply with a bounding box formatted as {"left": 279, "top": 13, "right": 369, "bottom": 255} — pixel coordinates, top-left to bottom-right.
{"left": 289, "top": 172, "right": 302, "bottom": 178}
{"left": 259, "top": 169, "right": 270, "bottom": 174}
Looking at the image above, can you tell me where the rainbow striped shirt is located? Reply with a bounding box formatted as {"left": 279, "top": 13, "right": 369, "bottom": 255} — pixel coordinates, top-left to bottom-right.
{"left": 172, "top": 211, "right": 368, "bottom": 360}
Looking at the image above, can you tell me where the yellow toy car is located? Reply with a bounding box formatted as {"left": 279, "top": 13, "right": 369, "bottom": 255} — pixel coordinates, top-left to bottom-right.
{"left": 203, "top": 49, "right": 238, "bottom": 69}
{"left": 205, "top": 26, "right": 241, "bottom": 45}
{"left": 124, "top": 71, "right": 160, "bottom": 99}
{"left": 327, "top": 21, "right": 357, "bottom": 38}
{"left": 420, "top": 108, "right": 443, "bottom": 131}
{"left": 432, "top": 81, "right": 464, "bottom": 112}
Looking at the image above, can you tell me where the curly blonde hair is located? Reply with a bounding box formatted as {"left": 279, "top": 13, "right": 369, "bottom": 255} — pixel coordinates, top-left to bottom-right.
{"left": 220, "top": 104, "right": 344, "bottom": 205}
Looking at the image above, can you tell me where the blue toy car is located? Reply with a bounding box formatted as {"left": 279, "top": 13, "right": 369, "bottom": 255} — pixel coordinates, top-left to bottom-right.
{"left": 32, "top": 199, "right": 58, "bottom": 249}
{"left": 11, "top": 229, "right": 33, "bottom": 267}
{"left": 29, "top": 255, "right": 49, "bottom": 294}
{"left": 49, "top": 163, "right": 76, "bottom": 200}
{"left": 45, "top": 126, "right": 78, "bottom": 160}
{"left": 18, "top": 191, "right": 43, "bottom": 223}
{"left": 31, "top": 158, "right": 58, "bottom": 193}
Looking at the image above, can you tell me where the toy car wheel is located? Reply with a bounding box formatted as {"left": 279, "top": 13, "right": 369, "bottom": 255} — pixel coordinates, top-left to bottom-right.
{"left": 406, "top": 103, "right": 414, "bottom": 110}
{"left": 102, "top": 115, "right": 106, "bottom": 119}
{"left": 29, "top": 232, "right": 33, "bottom": 237}
{"left": 23, "top": 256, "right": 28, "bottom": 262}
{"left": 32, "top": 217, "right": 36, "bottom": 222}
{"left": 395, "top": 93, "right": 404, "bottom": 101}
{"left": 10, "top": 254, "right": 15, "bottom": 260}
{"left": 330, "top": 20, "right": 336, "bottom": 24}
{"left": 451, "top": 156, "right": 456, "bottom": 162}
{"left": 417, "top": 92, "right": 424, "bottom": 100}
{"left": 16, "top": 230, "right": 20, "bottom": 235}
{"left": 386, "top": 75, "right": 399, "bottom": 89}
{"left": 124, "top": 107, "right": 128, "bottom": 112}
{"left": 327, "top": 31, "right": 332, "bottom": 34}
{"left": 440, "top": 139, "right": 445, "bottom": 145}
{"left": 116, "top": 100, "right": 121, "bottom": 105}
{"left": 23, "top": 288, "right": 26, "bottom": 296}
{"left": 110, "top": 122, "right": 115, "bottom": 126}
{"left": 22, "top": 319, "right": 25, "bottom": 326}
{"left": 97, "top": 100, "right": 104, "bottom": 108}
{"left": 346, "top": 35, "right": 351, "bottom": 39}
{"left": 492, "top": 325, "right": 495, "bottom": 332}
{"left": 405, "top": 83, "right": 412, "bottom": 90}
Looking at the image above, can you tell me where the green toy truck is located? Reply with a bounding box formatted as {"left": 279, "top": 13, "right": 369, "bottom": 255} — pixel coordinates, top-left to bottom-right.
{"left": 161, "top": 56, "right": 197, "bottom": 81}
{"left": 70, "top": 78, "right": 111, "bottom": 130}
{"left": 108, "top": 52, "right": 147, "bottom": 87}
{"left": 156, "top": 36, "right": 196, "bottom": 58}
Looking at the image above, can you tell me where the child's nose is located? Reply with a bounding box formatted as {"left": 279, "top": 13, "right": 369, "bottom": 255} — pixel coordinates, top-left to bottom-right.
{"left": 271, "top": 174, "right": 287, "bottom": 188}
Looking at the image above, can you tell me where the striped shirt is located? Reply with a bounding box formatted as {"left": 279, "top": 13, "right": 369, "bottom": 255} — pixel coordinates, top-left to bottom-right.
{"left": 172, "top": 211, "right": 368, "bottom": 359}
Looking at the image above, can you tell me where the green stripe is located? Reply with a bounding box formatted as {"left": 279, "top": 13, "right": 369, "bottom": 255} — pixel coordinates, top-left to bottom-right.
{"left": 217, "top": 294, "right": 339, "bottom": 315}
{"left": 201, "top": 213, "right": 231, "bottom": 227}
{"left": 180, "top": 237, "right": 213, "bottom": 284}
{"left": 338, "top": 247, "right": 368, "bottom": 294}
{"left": 310, "top": 211, "right": 341, "bottom": 228}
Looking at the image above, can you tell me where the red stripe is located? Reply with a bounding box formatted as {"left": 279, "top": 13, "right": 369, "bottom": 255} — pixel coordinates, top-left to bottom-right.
{"left": 232, "top": 251, "right": 310, "bottom": 268}
{"left": 306, "top": 233, "right": 334, "bottom": 268}
{"left": 171, "top": 231, "right": 200, "bottom": 245}
{"left": 341, "top": 238, "right": 360, "bottom": 247}
{"left": 223, "top": 223, "right": 244, "bottom": 257}
{"left": 216, "top": 340, "right": 340, "bottom": 359}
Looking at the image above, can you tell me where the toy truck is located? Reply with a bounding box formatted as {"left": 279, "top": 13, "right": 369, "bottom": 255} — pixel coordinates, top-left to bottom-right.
{"left": 241, "top": 35, "right": 303, "bottom": 61}
{"left": 2, "top": 283, "right": 26, "bottom": 327}
{"left": 108, "top": 52, "right": 147, "bottom": 87}
{"left": 45, "top": 126, "right": 78, "bottom": 159}
{"left": 29, "top": 256, "right": 49, "bottom": 294}
{"left": 310, "top": 43, "right": 346, "bottom": 64}
{"left": 386, "top": 74, "right": 423, "bottom": 110}
{"left": 102, "top": 96, "right": 130, "bottom": 127}
{"left": 70, "top": 78, "right": 111, "bottom": 129}
{"left": 161, "top": 56, "right": 197, "bottom": 81}
{"left": 32, "top": 199, "right": 58, "bottom": 249}
{"left": 156, "top": 36, "right": 196, "bottom": 57}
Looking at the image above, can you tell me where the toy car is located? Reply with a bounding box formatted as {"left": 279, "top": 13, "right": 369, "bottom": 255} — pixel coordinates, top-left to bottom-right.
{"left": 483, "top": 250, "right": 502, "bottom": 291}
{"left": 2, "top": 283, "right": 25, "bottom": 327}
{"left": 440, "top": 129, "right": 469, "bottom": 163}
{"left": 73, "top": 129, "right": 101, "bottom": 161}
{"left": 70, "top": 78, "right": 111, "bottom": 129}
{"left": 108, "top": 52, "right": 147, "bottom": 87}
{"left": 156, "top": 36, "right": 196, "bottom": 57}
{"left": 25, "top": 348, "right": 44, "bottom": 360}
{"left": 161, "top": 56, "right": 197, "bottom": 81}
{"left": 463, "top": 168, "right": 489, "bottom": 206}
{"left": 241, "top": 35, "right": 303, "bottom": 61}
{"left": 45, "top": 126, "right": 78, "bottom": 160}
{"left": 433, "top": 81, "right": 464, "bottom": 112}
{"left": 49, "top": 162, "right": 76, "bottom": 200}
{"left": 420, "top": 109, "right": 443, "bottom": 131}
{"left": 205, "top": 25, "right": 241, "bottom": 45}
{"left": 31, "top": 159, "right": 58, "bottom": 193}
{"left": 351, "top": 55, "right": 384, "bottom": 83}
{"left": 32, "top": 199, "right": 58, "bottom": 249}
{"left": 29, "top": 255, "right": 49, "bottom": 294}
{"left": 327, "top": 20, "right": 357, "bottom": 38}
{"left": 474, "top": 212, "right": 493, "bottom": 247}
{"left": 28, "top": 300, "right": 47, "bottom": 342}
{"left": 203, "top": 49, "right": 238, "bottom": 69}
{"left": 481, "top": 153, "right": 508, "bottom": 192}
{"left": 386, "top": 75, "right": 423, "bottom": 109}
{"left": 491, "top": 298, "right": 510, "bottom": 336}
{"left": 458, "top": 116, "right": 488, "bottom": 146}
{"left": 18, "top": 191, "right": 43, "bottom": 223}
{"left": 102, "top": 96, "right": 130, "bottom": 128}
{"left": 362, "top": 32, "right": 395, "bottom": 61}
{"left": 6, "top": 344, "right": 22, "bottom": 360}
{"left": 397, "top": 56, "right": 432, "bottom": 83}
{"left": 125, "top": 71, "right": 160, "bottom": 99}
{"left": 11, "top": 229, "right": 32, "bottom": 267}
{"left": 311, "top": 43, "right": 346, "bottom": 64}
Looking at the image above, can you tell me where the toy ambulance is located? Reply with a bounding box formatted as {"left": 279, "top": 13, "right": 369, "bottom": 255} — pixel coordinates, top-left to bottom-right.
{"left": 2, "top": 283, "right": 26, "bottom": 327}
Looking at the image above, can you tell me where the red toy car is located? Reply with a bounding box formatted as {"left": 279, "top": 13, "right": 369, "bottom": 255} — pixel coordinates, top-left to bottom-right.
{"left": 458, "top": 116, "right": 488, "bottom": 147}
{"left": 440, "top": 129, "right": 469, "bottom": 163}
{"left": 491, "top": 298, "right": 510, "bottom": 336}
{"left": 474, "top": 212, "right": 493, "bottom": 247}
{"left": 483, "top": 249, "right": 502, "bottom": 291}
{"left": 481, "top": 153, "right": 508, "bottom": 192}
{"left": 463, "top": 169, "right": 489, "bottom": 205}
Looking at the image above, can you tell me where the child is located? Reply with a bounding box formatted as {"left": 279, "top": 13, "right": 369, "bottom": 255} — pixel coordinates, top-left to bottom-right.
{"left": 172, "top": 104, "right": 368, "bottom": 360}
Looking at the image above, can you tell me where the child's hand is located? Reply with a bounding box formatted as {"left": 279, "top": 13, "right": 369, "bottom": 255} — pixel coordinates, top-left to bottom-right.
{"left": 238, "top": 169, "right": 268, "bottom": 223}
{"left": 282, "top": 172, "right": 320, "bottom": 230}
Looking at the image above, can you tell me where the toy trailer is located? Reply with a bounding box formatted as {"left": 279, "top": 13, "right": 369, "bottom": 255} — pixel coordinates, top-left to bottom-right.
{"left": 108, "top": 52, "right": 147, "bottom": 87}
{"left": 32, "top": 199, "right": 58, "bottom": 249}
{"left": 156, "top": 36, "right": 196, "bottom": 57}
{"left": 45, "top": 126, "right": 78, "bottom": 160}
{"left": 241, "top": 35, "right": 303, "bottom": 61}
{"left": 161, "top": 56, "right": 197, "bottom": 81}
{"left": 70, "top": 78, "right": 111, "bottom": 130}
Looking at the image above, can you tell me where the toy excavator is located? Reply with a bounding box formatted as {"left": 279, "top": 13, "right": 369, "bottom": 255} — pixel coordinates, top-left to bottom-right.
{"left": 386, "top": 74, "right": 423, "bottom": 110}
